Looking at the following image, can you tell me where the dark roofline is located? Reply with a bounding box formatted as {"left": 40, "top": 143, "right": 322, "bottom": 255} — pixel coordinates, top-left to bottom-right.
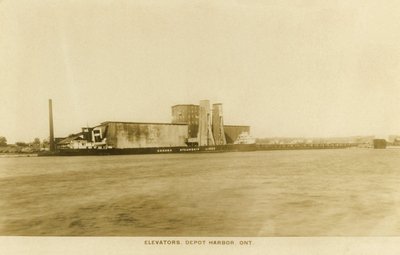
{"left": 57, "top": 134, "right": 85, "bottom": 144}
{"left": 224, "top": 124, "right": 250, "bottom": 128}
{"left": 101, "top": 121, "right": 188, "bottom": 126}
{"left": 171, "top": 104, "right": 199, "bottom": 108}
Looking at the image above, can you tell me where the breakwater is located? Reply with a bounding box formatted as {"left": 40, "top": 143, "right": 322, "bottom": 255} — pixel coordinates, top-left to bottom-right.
{"left": 256, "top": 143, "right": 357, "bottom": 151}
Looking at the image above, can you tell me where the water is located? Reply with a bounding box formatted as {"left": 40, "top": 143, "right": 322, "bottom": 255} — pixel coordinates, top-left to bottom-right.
{"left": 0, "top": 149, "right": 400, "bottom": 236}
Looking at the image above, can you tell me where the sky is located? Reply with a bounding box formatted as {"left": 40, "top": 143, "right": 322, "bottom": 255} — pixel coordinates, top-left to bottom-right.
{"left": 1, "top": 0, "right": 400, "bottom": 143}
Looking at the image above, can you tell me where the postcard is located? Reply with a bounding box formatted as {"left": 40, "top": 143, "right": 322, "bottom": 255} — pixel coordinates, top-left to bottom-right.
{"left": 1, "top": 0, "right": 400, "bottom": 254}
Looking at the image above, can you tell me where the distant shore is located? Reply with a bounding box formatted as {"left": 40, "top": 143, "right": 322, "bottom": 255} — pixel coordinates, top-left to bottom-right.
{"left": 0, "top": 145, "right": 40, "bottom": 157}
{"left": 0, "top": 153, "right": 38, "bottom": 158}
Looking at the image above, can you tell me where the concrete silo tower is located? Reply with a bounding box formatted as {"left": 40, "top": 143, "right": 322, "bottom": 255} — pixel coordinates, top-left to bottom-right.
{"left": 212, "top": 103, "right": 226, "bottom": 145}
{"left": 197, "top": 100, "right": 215, "bottom": 146}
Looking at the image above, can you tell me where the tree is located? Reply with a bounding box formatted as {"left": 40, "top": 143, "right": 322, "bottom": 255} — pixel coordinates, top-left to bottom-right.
{"left": 31, "top": 138, "right": 41, "bottom": 151}
{"left": 15, "top": 142, "right": 28, "bottom": 147}
{"left": 41, "top": 139, "right": 49, "bottom": 149}
{"left": 32, "top": 138, "right": 41, "bottom": 146}
{"left": 0, "top": 136, "right": 7, "bottom": 147}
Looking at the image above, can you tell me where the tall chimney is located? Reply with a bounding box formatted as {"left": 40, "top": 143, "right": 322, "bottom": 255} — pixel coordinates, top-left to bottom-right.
{"left": 49, "top": 99, "right": 55, "bottom": 152}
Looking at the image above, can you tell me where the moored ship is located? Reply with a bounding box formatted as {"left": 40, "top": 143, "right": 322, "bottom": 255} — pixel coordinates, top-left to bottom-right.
{"left": 39, "top": 99, "right": 256, "bottom": 156}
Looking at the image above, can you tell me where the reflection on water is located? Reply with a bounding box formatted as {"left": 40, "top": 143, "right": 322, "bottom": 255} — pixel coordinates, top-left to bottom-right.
{"left": 0, "top": 149, "right": 400, "bottom": 236}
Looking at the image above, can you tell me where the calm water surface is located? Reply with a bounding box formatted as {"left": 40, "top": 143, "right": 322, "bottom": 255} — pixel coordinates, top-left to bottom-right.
{"left": 0, "top": 149, "right": 400, "bottom": 236}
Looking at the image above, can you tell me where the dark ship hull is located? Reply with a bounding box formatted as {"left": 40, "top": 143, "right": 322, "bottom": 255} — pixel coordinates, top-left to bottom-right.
{"left": 38, "top": 144, "right": 257, "bottom": 156}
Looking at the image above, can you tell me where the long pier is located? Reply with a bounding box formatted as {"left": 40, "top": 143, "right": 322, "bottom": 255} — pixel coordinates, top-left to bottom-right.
{"left": 256, "top": 143, "right": 358, "bottom": 151}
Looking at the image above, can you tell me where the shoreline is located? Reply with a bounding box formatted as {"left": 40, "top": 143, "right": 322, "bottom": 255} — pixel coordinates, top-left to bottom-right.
{"left": 0, "top": 153, "right": 38, "bottom": 158}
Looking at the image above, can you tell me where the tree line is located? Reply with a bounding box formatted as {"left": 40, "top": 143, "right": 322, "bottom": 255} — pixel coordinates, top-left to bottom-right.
{"left": 0, "top": 136, "right": 49, "bottom": 148}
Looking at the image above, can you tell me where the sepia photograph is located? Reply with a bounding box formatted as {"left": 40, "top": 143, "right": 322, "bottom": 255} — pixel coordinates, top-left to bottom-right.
{"left": 1, "top": 0, "right": 400, "bottom": 254}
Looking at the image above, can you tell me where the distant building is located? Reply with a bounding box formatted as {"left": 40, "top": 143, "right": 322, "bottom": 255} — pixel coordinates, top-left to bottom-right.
{"left": 58, "top": 134, "right": 89, "bottom": 149}
{"left": 373, "top": 139, "right": 387, "bottom": 149}
{"left": 388, "top": 135, "right": 400, "bottom": 144}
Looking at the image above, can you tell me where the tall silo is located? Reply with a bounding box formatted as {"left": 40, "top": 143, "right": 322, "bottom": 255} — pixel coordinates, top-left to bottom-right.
{"left": 212, "top": 103, "right": 226, "bottom": 145}
{"left": 198, "top": 100, "right": 215, "bottom": 146}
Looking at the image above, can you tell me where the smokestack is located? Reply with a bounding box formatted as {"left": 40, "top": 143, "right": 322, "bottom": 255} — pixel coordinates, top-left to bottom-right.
{"left": 49, "top": 99, "right": 55, "bottom": 152}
